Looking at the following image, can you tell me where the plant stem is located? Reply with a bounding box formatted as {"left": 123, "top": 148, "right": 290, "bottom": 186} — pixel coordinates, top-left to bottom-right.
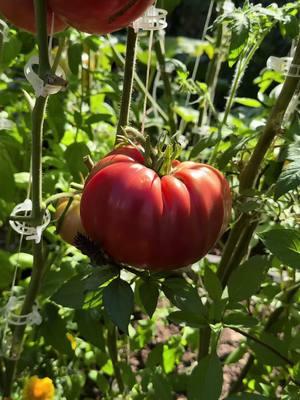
{"left": 109, "top": 35, "right": 168, "bottom": 122}
{"left": 3, "top": 0, "right": 51, "bottom": 396}
{"left": 198, "top": 326, "right": 211, "bottom": 361}
{"left": 116, "top": 27, "right": 138, "bottom": 141}
{"left": 231, "top": 327, "right": 293, "bottom": 366}
{"left": 107, "top": 325, "right": 125, "bottom": 392}
{"left": 240, "top": 38, "right": 300, "bottom": 191}
{"left": 229, "top": 284, "right": 300, "bottom": 394}
{"left": 198, "top": 12, "right": 225, "bottom": 128}
{"left": 34, "top": 0, "right": 51, "bottom": 76}
{"left": 31, "top": 97, "right": 48, "bottom": 224}
{"left": 51, "top": 34, "right": 67, "bottom": 73}
{"left": 198, "top": 37, "right": 300, "bottom": 369}
{"left": 3, "top": 243, "right": 45, "bottom": 396}
{"left": 154, "top": 34, "right": 177, "bottom": 133}
{"left": 0, "top": 24, "right": 4, "bottom": 70}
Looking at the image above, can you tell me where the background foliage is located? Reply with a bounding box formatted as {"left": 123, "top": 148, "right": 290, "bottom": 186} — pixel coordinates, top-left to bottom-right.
{"left": 0, "top": 0, "right": 300, "bottom": 399}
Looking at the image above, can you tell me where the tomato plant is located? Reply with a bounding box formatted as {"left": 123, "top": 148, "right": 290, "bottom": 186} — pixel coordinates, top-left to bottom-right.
{"left": 55, "top": 196, "right": 85, "bottom": 245}
{"left": 0, "top": 0, "right": 66, "bottom": 33}
{"left": 80, "top": 146, "right": 231, "bottom": 270}
{"left": 48, "top": 0, "right": 154, "bottom": 34}
{"left": 1, "top": 0, "right": 300, "bottom": 399}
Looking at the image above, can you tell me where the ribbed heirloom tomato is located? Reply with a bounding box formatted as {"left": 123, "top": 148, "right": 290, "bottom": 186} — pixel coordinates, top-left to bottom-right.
{"left": 80, "top": 146, "right": 231, "bottom": 271}
{"left": 0, "top": 0, "right": 66, "bottom": 33}
{"left": 48, "top": 0, "right": 154, "bottom": 34}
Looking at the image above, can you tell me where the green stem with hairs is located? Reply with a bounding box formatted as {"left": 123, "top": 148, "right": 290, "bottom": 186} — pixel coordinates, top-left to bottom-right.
{"left": 198, "top": 3, "right": 226, "bottom": 128}
{"left": 229, "top": 283, "right": 300, "bottom": 394}
{"left": 109, "top": 35, "right": 168, "bottom": 122}
{"left": 240, "top": 39, "right": 300, "bottom": 191}
{"left": 154, "top": 34, "right": 177, "bottom": 133}
{"left": 116, "top": 27, "right": 138, "bottom": 141}
{"left": 107, "top": 325, "right": 125, "bottom": 392}
{"left": 198, "top": 37, "right": 300, "bottom": 364}
{"left": 3, "top": 0, "right": 52, "bottom": 396}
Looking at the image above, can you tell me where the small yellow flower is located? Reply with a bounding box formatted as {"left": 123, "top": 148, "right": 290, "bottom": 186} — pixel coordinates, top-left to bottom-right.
{"left": 66, "top": 332, "right": 77, "bottom": 350}
{"left": 23, "top": 376, "right": 55, "bottom": 400}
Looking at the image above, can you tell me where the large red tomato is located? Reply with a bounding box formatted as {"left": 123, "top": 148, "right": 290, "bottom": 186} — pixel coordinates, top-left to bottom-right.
{"left": 80, "top": 147, "right": 231, "bottom": 271}
{"left": 0, "top": 0, "right": 67, "bottom": 34}
{"left": 48, "top": 0, "right": 154, "bottom": 34}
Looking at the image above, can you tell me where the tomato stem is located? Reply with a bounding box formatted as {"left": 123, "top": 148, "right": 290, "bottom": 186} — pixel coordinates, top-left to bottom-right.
{"left": 198, "top": 37, "right": 300, "bottom": 364}
{"left": 154, "top": 33, "right": 177, "bottom": 133}
{"left": 3, "top": 0, "right": 55, "bottom": 396}
{"left": 116, "top": 27, "right": 138, "bottom": 143}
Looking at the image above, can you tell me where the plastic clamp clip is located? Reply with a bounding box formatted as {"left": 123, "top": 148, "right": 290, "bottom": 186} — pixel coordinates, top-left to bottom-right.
{"left": 0, "top": 20, "right": 9, "bottom": 42}
{"left": 132, "top": 6, "right": 168, "bottom": 33}
{"left": 3, "top": 296, "right": 42, "bottom": 326}
{"left": 9, "top": 199, "right": 51, "bottom": 244}
{"left": 24, "top": 56, "right": 66, "bottom": 98}
{"left": 267, "top": 56, "right": 300, "bottom": 78}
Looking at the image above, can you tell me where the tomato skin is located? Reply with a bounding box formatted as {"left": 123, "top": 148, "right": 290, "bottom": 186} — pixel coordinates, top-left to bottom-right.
{"left": 56, "top": 197, "right": 85, "bottom": 245}
{"left": 0, "top": 0, "right": 67, "bottom": 33}
{"left": 48, "top": 0, "right": 154, "bottom": 34}
{"left": 80, "top": 147, "right": 231, "bottom": 271}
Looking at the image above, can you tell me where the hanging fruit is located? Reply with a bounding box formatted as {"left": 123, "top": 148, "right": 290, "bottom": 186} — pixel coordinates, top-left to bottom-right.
{"left": 55, "top": 196, "right": 85, "bottom": 245}
{"left": 80, "top": 145, "right": 232, "bottom": 271}
{"left": 48, "top": 0, "right": 154, "bottom": 34}
{"left": 0, "top": 0, "right": 67, "bottom": 33}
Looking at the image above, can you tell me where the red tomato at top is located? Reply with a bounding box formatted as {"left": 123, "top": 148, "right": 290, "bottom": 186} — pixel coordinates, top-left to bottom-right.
{"left": 0, "top": 0, "right": 67, "bottom": 34}
{"left": 48, "top": 0, "right": 154, "bottom": 34}
{"left": 80, "top": 147, "right": 231, "bottom": 271}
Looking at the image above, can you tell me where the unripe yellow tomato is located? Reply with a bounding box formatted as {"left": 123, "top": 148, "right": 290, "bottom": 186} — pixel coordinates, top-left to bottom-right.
{"left": 55, "top": 196, "right": 85, "bottom": 245}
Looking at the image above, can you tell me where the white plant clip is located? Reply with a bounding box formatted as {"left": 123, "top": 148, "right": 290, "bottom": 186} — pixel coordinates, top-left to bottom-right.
{"left": 9, "top": 199, "right": 51, "bottom": 244}
{"left": 3, "top": 296, "right": 42, "bottom": 327}
{"left": 267, "top": 56, "right": 300, "bottom": 78}
{"left": 24, "top": 56, "right": 66, "bottom": 98}
{"left": 132, "top": 6, "right": 168, "bottom": 33}
{"left": 0, "top": 19, "right": 9, "bottom": 42}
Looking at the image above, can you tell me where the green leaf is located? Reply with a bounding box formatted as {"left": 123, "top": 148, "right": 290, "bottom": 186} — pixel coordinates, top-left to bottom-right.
{"left": 163, "top": 345, "right": 177, "bottom": 374}
{"left": 228, "top": 256, "right": 268, "bottom": 301}
{"left": 152, "top": 371, "right": 173, "bottom": 400}
{"left": 275, "top": 141, "right": 300, "bottom": 198}
{"left": 0, "top": 147, "right": 15, "bottom": 201}
{"left": 227, "top": 394, "right": 268, "bottom": 400}
{"left": 65, "top": 142, "right": 90, "bottom": 182}
{"left": 52, "top": 274, "right": 87, "bottom": 309}
{"left": 103, "top": 278, "right": 134, "bottom": 334}
{"left": 163, "top": 277, "right": 207, "bottom": 321}
{"left": 259, "top": 229, "right": 300, "bottom": 269}
{"left": 188, "top": 353, "right": 223, "bottom": 400}
{"left": 0, "top": 250, "right": 14, "bottom": 289}
{"left": 248, "top": 332, "right": 289, "bottom": 367}
{"left": 52, "top": 266, "right": 117, "bottom": 309}
{"left": 224, "top": 311, "right": 258, "bottom": 328}
{"left": 138, "top": 279, "right": 159, "bottom": 318}
{"left": 230, "top": 13, "right": 250, "bottom": 52}
{"left": 146, "top": 344, "right": 164, "bottom": 368}
{"left": 173, "top": 105, "right": 199, "bottom": 123}
{"left": 75, "top": 309, "right": 105, "bottom": 350}
{"left": 1, "top": 35, "right": 22, "bottom": 69}
{"left": 203, "top": 267, "right": 223, "bottom": 301}
{"left": 168, "top": 311, "right": 206, "bottom": 328}
{"left": 68, "top": 43, "right": 83, "bottom": 75}
{"left": 9, "top": 252, "right": 33, "bottom": 270}
{"left": 40, "top": 303, "right": 73, "bottom": 356}
{"left": 234, "top": 97, "right": 262, "bottom": 108}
